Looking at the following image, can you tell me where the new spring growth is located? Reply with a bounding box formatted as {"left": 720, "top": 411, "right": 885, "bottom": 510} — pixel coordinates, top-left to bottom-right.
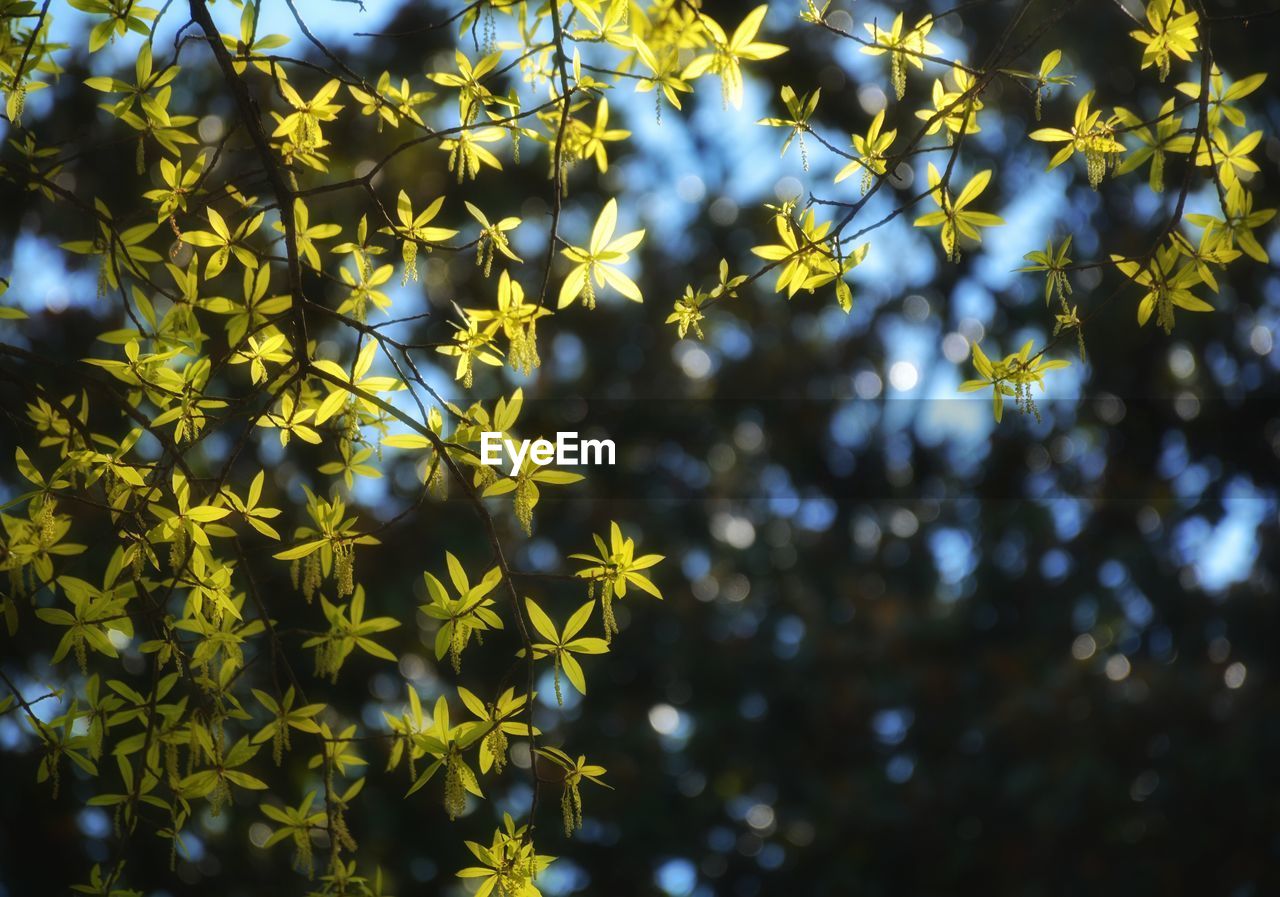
{"left": 466, "top": 202, "right": 521, "bottom": 277}
{"left": 420, "top": 555, "right": 504, "bottom": 675}
{"left": 536, "top": 747, "right": 611, "bottom": 838}
{"left": 558, "top": 199, "right": 646, "bottom": 310}
{"left": 861, "top": 13, "right": 940, "bottom": 100}
{"left": 571, "top": 522, "right": 665, "bottom": 644}
{"left": 380, "top": 192, "right": 457, "bottom": 284}
{"left": 959, "top": 340, "right": 1071, "bottom": 423}
{"left": 1030, "top": 91, "right": 1124, "bottom": 190}
{"left": 524, "top": 599, "right": 608, "bottom": 706}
